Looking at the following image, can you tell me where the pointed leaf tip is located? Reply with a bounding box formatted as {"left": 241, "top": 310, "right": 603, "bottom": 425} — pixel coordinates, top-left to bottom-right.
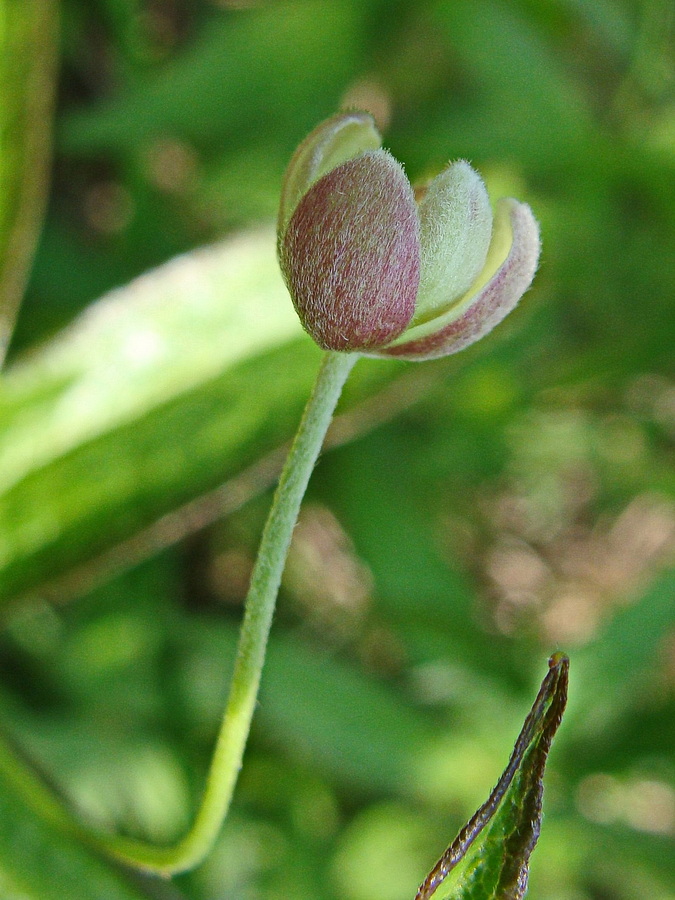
{"left": 415, "top": 654, "right": 568, "bottom": 900}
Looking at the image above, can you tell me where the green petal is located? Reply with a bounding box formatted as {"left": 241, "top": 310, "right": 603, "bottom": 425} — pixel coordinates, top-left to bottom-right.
{"left": 377, "top": 198, "right": 539, "bottom": 360}
{"left": 412, "top": 161, "right": 492, "bottom": 324}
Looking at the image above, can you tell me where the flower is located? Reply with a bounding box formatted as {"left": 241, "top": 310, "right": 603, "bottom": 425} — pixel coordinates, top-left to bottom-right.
{"left": 277, "top": 111, "right": 540, "bottom": 360}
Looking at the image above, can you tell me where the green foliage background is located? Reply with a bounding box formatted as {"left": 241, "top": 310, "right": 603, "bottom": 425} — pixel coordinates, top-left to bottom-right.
{"left": 1, "top": 1, "right": 674, "bottom": 897}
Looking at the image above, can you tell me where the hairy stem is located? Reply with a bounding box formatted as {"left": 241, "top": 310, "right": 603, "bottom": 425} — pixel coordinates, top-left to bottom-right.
{"left": 102, "top": 350, "right": 357, "bottom": 874}
{"left": 0, "top": 350, "right": 358, "bottom": 875}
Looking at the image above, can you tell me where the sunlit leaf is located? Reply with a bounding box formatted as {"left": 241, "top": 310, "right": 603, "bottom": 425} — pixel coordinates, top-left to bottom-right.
{"left": 0, "top": 229, "right": 405, "bottom": 605}
{"left": 416, "top": 654, "right": 569, "bottom": 900}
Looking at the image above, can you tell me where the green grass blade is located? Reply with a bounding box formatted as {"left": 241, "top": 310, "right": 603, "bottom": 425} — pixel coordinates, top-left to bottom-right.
{"left": 0, "top": 0, "right": 59, "bottom": 365}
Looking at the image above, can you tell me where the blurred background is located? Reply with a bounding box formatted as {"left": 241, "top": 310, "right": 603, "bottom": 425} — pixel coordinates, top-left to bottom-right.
{"left": 0, "top": 1, "right": 674, "bottom": 898}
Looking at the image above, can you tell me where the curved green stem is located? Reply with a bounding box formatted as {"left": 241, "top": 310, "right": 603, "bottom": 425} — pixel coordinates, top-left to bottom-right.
{"left": 103, "top": 350, "right": 358, "bottom": 874}
{"left": 0, "top": 350, "right": 358, "bottom": 876}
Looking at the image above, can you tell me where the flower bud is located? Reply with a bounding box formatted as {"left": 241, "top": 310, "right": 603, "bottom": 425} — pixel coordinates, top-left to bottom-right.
{"left": 279, "top": 151, "right": 420, "bottom": 351}
{"left": 278, "top": 112, "right": 540, "bottom": 359}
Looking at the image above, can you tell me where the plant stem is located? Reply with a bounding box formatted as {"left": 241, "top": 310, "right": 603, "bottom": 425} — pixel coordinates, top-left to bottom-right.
{"left": 0, "top": 350, "right": 357, "bottom": 874}
{"left": 85, "top": 349, "right": 357, "bottom": 874}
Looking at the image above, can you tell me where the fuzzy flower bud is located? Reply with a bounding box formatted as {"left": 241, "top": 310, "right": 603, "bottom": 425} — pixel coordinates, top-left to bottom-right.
{"left": 278, "top": 112, "right": 540, "bottom": 360}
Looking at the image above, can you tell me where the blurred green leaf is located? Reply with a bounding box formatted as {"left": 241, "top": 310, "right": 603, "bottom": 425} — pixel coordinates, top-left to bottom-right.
{"left": 0, "top": 0, "right": 58, "bottom": 363}
{"left": 414, "top": 0, "right": 594, "bottom": 167}
{"left": 0, "top": 228, "right": 305, "bottom": 601}
{"left": 262, "top": 632, "right": 437, "bottom": 794}
{"left": 0, "top": 735, "right": 168, "bottom": 899}
{"left": 160, "top": 614, "right": 436, "bottom": 798}
{"left": 0, "top": 229, "right": 405, "bottom": 605}
{"left": 570, "top": 566, "right": 675, "bottom": 742}
{"left": 60, "top": 2, "right": 366, "bottom": 154}
{"left": 416, "top": 655, "right": 568, "bottom": 900}
{"left": 320, "top": 427, "right": 514, "bottom": 680}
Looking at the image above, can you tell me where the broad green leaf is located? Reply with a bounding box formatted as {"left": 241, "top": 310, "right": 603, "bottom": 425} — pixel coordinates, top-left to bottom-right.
{"left": 0, "top": 228, "right": 405, "bottom": 605}
{"left": 416, "top": 654, "right": 568, "bottom": 900}
{"left": 0, "top": 0, "right": 59, "bottom": 365}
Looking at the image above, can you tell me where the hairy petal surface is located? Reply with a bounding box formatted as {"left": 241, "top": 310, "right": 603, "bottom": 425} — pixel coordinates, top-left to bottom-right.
{"left": 413, "top": 161, "right": 493, "bottom": 324}
{"left": 377, "top": 199, "right": 540, "bottom": 360}
{"left": 280, "top": 151, "right": 420, "bottom": 351}
{"left": 277, "top": 111, "right": 382, "bottom": 241}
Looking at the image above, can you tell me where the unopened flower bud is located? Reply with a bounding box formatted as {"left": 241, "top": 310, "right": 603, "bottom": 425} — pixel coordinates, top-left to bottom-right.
{"left": 278, "top": 112, "right": 540, "bottom": 359}
{"left": 279, "top": 150, "right": 420, "bottom": 351}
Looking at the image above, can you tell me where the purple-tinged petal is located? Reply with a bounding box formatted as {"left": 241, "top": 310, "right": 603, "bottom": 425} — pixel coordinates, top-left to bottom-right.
{"left": 277, "top": 111, "right": 382, "bottom": 242}
{"left": 374, "top": 199, "right": 539, "bottom": 360}
{"left": 280, "top": 150, "right": 420, "bottom": 352}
